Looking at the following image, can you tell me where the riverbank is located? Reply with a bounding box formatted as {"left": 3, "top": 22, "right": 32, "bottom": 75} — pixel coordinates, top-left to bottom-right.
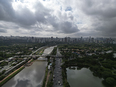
{"left": 0, "top": 65, "right": 24, "bottom": 86}
{"left": 42, "top": 66, "right": 48, "bottom": 87}
{"left": 2, "top": 60, "right": 47, "bottom": 87}
{"left": 63, "top": 55, "right": 116, "bottom": 87}
{"left": 1, "top": 46, "right": 55, "bottom": 87}
{"left": 40, "top": 49, "right": 45, "bottom": 55}
{"left": 42, "top": 47, "right": 56, "bottom": 87}
{"left": 0, "top": 58, "right": 35, "bottom": 86}
{"left": 45, "top": 71, "right": 50, "bottom": 87}
{"left": 61, "top": 63, "right": 70, "bottom": 87}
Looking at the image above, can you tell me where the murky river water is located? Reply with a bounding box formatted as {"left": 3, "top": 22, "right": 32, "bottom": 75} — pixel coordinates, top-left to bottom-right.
{"left": 67, "top": 67, "right": 105, "bottom": 87}
{"left": 2, "top": 61, "right": 47, "bottom": 87}
{"left": 2, "top": 46, "right": 54, "bottom": 87}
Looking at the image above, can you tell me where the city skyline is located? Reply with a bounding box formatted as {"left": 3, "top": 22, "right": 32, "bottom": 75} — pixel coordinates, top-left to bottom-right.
{"left": 0, "top": 0, "right": 116, "bottom": 37}
{"left": 0, "top": 35, "right": 115, "bottom": 44}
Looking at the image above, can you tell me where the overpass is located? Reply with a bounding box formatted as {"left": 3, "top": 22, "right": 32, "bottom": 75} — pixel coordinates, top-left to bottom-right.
{"left": 21, "top": 48, "right": 63, "bottom": 59}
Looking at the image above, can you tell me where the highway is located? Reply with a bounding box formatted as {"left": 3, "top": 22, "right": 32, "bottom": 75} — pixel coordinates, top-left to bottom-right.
{"left": 30, "top": 46, "right": 46, "bottom": 56}
{"left": 53, "top": 48, "right": 63, "bottom": 87}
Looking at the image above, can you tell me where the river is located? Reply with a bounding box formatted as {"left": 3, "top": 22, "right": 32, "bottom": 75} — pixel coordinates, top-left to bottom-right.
{"left": 42, "top": 46, "right": 56, "bottom": 56}
{"left": 66, "top": 67, "right": 105, "bottom": 87}
{"left": 2, "top": 46, "right": 54, "bottom": 87}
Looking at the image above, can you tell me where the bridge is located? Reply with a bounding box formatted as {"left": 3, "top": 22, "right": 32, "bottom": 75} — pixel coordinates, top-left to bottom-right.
{"left": 21, "top": 48, "right": 63, "bottom": 61}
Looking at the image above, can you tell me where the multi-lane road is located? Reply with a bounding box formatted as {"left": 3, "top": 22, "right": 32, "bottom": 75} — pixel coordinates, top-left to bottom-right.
{"left": 53, "top": 48, "right": 63, "bottom": 87}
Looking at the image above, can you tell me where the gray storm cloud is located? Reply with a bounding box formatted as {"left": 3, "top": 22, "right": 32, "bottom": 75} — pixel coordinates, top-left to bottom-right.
{"left": 0, "top": 0, "right": 79, "bottom": 35}
{"left": 0, "top": 0, "right": 14, "bottom": 21}
{"left": 81, "top": 0, "right": 116, "bottom": 37}
{"left": 0, "top": 0, "right": 116, "bottom": 37}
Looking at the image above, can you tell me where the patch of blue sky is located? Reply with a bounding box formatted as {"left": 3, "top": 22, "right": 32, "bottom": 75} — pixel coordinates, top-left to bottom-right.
{"left": 15, "top": 0, "right": 23, "bottom": 3}
{"left": 65, "top": 6, "right": 72, "bottom": 11}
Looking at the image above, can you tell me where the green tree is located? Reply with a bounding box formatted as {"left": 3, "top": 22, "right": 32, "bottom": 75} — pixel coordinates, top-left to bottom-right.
{"left": 105, "top": 77, "right": 116, "bottom": 86}
{"left": 102, "top": 71, "right": 112, "bottom": 79}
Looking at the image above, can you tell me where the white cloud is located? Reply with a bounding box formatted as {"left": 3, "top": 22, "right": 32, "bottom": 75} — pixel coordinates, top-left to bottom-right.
{"left": 0, "top": 0, "right": 116, "bottom": 37}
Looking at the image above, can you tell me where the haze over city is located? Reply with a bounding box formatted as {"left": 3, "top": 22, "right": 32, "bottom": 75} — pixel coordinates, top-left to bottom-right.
{"left": 0, "top": 0, "right": 116, "bottom": 37}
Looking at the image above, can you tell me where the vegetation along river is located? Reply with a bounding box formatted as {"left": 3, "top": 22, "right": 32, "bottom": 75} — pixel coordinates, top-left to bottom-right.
{"left": 2, "top": 61, "right": 47, "bottom": 87}
{"left": 2, "top": 46, "right": 55, "bottom": 87}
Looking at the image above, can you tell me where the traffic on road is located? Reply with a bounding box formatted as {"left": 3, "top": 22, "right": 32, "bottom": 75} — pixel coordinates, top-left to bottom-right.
{"left": 53, "top": 48, "right": 63, "bottom": 87}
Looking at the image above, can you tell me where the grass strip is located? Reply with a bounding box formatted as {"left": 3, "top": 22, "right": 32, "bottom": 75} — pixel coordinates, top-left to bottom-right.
{"left": 39, "top": 49, "right": 44, "bottom": 55}
{"left": 30, "top": 59, "right": 34, "bottom": 62}
{"left": 0, "top": 66, "right": 24, "bottom": 86}
{"left": 42, "top": 66, "right": 48, "bottom": 87}
{"left": 51, "top": 47, "right": 57, "bottom": 55}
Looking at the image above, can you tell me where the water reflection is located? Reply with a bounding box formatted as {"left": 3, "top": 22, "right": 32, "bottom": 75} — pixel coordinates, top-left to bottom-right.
{"left": 67, "top": 67, "right": 104, "bottom": 87}
{"left": 15, "top": 79, "right": 32, "bottom": 87}
{"left": 2, "top": 46, "right": 55, "bottom": 87}
{"left": 2, "top": 61, "right": 47, "bottom": 87}
{"left": 42, "top": 46, "right": 56, "bottom": 55}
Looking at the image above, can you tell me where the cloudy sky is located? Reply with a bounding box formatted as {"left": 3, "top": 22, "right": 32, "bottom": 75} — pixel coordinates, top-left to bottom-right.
{"left": 0, "top": 0, "right": 116, "bottom": 37}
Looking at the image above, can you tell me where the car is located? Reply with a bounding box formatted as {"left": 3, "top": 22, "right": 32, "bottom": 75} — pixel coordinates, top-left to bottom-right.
{"left": 58, "top": 81, "right": 60, "bottom": 84}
